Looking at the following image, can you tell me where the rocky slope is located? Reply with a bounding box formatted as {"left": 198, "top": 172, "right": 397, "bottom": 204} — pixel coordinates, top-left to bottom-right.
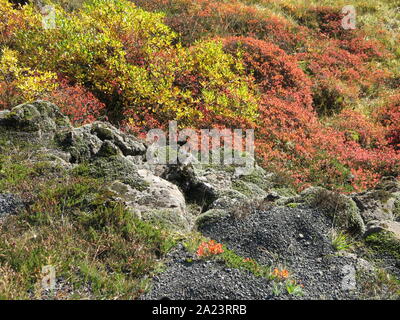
{"left": 0, "top": 101, "right": 399, "bottom": 300}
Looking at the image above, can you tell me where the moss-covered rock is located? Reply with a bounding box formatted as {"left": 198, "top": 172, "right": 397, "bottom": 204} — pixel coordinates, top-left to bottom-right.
{"left": 394, "top": 194, "right": 400, "bottom": 221}
{"left": 96, "top": 140, "right": 122, "bottom": 157}
{"left": 209, "top": 190, "right": 249, "bottom": 210}
{"left": 365, "top": 231, "right": 400, "bottom": 261}
{"left": 56, "top": 121, "right": 147, "bottom": 163}
{"left": 301, "top": 187, "right": 365, "bottom": 235}
{"left": 164, "top": 161, "right": 274, "bottom": 213}
{"left": 232, "top": 180, "right": 267, "bottom": 198}
{"left": 88, "top": 156, "right": 148, "bottom": 191}
{"left": 353, "top": 189, "right": 398, "bottom": 222}
{"left": 195, "top": 209, "right": 230, "bottom": 229}
{"left": 107, "top": 172, "right": 190, "bottom": 231}
{"left": 0, "top": 101, "right": 71, "bottom": 132}
{"left": 55, "top": 125, "right": 103, "bottom": 163}
{"left": 141, "top": 209, "right": 193, "bottom": 232}
{"left": 90, "top": 122, "right": 146, "bottom": 157}
{"left": 365, "top": 220, "right": 400, "bottom": 241}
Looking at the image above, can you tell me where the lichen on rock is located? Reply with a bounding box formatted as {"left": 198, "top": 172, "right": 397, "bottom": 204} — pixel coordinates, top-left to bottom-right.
{"left": 0, "top": 100, "right": 71, "bottom": 133}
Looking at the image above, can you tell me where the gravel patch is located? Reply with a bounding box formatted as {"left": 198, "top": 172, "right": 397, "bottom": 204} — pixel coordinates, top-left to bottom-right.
{"left": 0, "top": 193, "right": 23, "bottom": 221}
{"left": 143, "top": 206, "right": 366, "bottom": 300}
{"left": 141, "top": 244, "right": 282, "bottom": 300}
{"left": 200, "top": 206, "right": 359, "bottom": 299}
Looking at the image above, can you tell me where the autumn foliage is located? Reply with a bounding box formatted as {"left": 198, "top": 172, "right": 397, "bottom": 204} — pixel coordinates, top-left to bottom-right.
{"left": 197, "top": 240, "right": 224, "bottom": 258}
{"left": 46, "top": 79, "right": 106, "bottom": 125}
{"left": 1, "top": 0, "right": 399, "bottom": 192}
{"left": 378, "top": 95, "right": 400, "bottom": 151}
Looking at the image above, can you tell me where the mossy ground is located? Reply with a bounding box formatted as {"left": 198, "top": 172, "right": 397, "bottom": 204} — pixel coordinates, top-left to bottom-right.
{"left": 365, "top": 231, "right": 400, "bottom": 261}
{"left": 0, "top": 138, "right": 177, "bottom": 299}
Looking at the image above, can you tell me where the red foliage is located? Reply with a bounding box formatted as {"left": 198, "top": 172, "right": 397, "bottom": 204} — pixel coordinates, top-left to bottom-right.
{"left": 47, "top": 79, "right": 106, "bottom": 125}
{"left": 297, "top": 37, "right": 388, "bottom": 115}
{"left": 305, "top": 6, "right": 346, "bottom": 38}
{"left": 221, "top": 37, "right": 399, "bottom": 192}
{"left": 332, "top": 109, "right": 388, "bottom": 148}
{"left": 135, "top": 0, "right": 305, "bottom": 51}
{"left": 377, "top": 94, "right": 400, "bottom": 150}
{"left": 223, "top": 37, "right": 312, "bottom": 108}
{"left": 0, "top": 81, "right": 20, "bottom": 110}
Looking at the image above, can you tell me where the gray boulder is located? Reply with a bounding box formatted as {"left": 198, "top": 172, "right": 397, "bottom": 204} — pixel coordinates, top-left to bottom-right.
{"left": 0, "top": 100, "right": 71, "bottom": 133}
{"left": 163, "top": 162, "right": 273, "bottom": 212}
{"left": 56, "top": 122, "right": 146, "bottom": 163}
{"left": 364, "top": 220, "right": 400, "bottom": 240}
{"left": 108, "top": 169, "right": 192, "bottom": 231}
{"left": 90, "top": 122, "right": 146, "bottom": 157}
{"left": 352, "top": 177, "right": 400, "bottom": 223}
{"left": 300, "top": 187, "right": 365, "bottom": 235}
{"left": 56, "top": 124, "right": 103, "bottom": 162}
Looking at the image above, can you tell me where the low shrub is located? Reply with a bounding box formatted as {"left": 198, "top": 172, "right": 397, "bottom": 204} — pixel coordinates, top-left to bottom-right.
{"left": 377, "top": 94, "right": 400, "bottom": 150}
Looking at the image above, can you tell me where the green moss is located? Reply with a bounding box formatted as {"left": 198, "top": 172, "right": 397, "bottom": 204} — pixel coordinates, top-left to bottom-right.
{"left": 97, "top": 141, "right": 120, "bottom": 157}
{"left": 91, "top": 124, "right": 114, "bottom": 140}
{"left": 32, "top": 161, "right": 66, "bottom": 176}
{"left": 239, "top": 168, "right": 266, "bottom": 186}
{"left": 272, "top": 187, "right": 297, "bottom": 198}
{"left": 304, "top": 188, "right": 365, "bottom": 235}
{"left": 0, "top": 172, "right": 177, "bottom": 299}
{"left": 391, "top": 193, "right": 400, "bottom": 219}
{"left": 365, "top": 231, "right": 400, "bottom": 260}
{"left": 195, "top": 209, "right": 230, "bottom": 229}
{"left": 71, "top": 163, "right": 92, "bottom": 177}
{"left": 370, "top": 190, "right": 393, "bottom": 203}
{"left": 232, "top": 180, "right": 256, "bottom": 197}
{"left": 356, "top": 267, "right": 400, "bottom": 299}
{"left": 220, "top": 248, "right": 271, "bottom": 278}
{"left": 141, "top": 209, "right": 192, "bottom": 232}
{"left": 0, "top": 161, "right": 33, "bottom": 191}
{"left": 88, "top": 156, "right": 149, "bottom": 191}
{"left": 55, "top": 131, "right": 91, "bottom": 163}
{"left": 182, "top": 233, "right": 272, "bottom": 279}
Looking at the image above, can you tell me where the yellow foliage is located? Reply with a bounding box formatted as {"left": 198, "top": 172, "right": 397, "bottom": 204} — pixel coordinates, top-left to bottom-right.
{"left": 0, "top": 48, "right": 57, "bottom": 103}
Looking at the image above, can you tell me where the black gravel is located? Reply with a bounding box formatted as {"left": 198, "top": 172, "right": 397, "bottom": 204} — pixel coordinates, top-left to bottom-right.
{"left": 143, "top": 206, "right": 363, "bottom": 300}
{"left": 200, "top": 206, "right": 358, "bottom": 299}
{"left": 0, "top": 193, "right": 23, "bottom": 221}
{"left": 141, "top": 244, "right": 284, "bottom": 300}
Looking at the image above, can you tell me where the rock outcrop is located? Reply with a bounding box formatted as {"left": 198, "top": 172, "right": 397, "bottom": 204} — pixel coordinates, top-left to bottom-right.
{"left": 3, "top": 100, "right": 398, "bottom": 238}
{"left": 352, "top": 177, "right": 400, "bottom": 223}
{"left": 1, "top": 100, "right": 400, "bottom": 300}
{"left": 0, "top": 101, "right": 192, "bottom": 230}
{"left": 0, "top": 100, "right": 71, "bottom": 133}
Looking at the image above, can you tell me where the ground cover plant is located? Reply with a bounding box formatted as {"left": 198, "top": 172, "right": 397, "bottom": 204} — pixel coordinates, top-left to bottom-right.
{"left": 2, "top": 0, "right": 399, "bottom": 191}
{"left": 0, "top": 0, "right": 400, "bottom": 300}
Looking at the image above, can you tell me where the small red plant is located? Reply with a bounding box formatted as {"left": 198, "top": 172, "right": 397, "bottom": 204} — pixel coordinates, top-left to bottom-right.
{"left": 272, "top": 268, "right": 290, "bottom": 280}
{"left": 196, "top": 240, "right": 224, "bottom": 257}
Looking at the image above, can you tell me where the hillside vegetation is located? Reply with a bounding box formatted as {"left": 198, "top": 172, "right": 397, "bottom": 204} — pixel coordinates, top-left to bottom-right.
{"left": 1, "top": 0, "right": 400, "bottom": 301}
{"left": 1, "top": 101, "right": 400, "bottom": 299}
{"left": 1, "top": 0, "right": 400, "bottom": 192}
